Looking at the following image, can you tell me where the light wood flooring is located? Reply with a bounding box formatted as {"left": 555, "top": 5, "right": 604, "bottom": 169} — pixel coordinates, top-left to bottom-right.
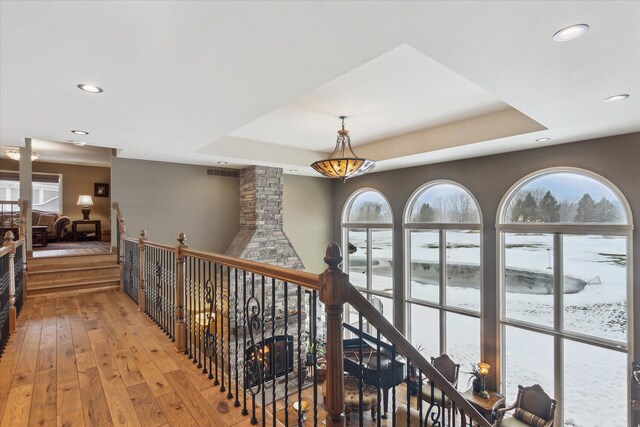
{"left": 0, "top": 289, "right": 271, "bottom": 427}
{"left": 32, "top": 241, "right": 112, "bottom": 258}
{"left": 0, "top": 288, "right": 426, "bottom": 427}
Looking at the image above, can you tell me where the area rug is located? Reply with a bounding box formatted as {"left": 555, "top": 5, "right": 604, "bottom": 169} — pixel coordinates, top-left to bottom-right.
{"left": 33, "top": 240, "right": 112, "bottom": 252}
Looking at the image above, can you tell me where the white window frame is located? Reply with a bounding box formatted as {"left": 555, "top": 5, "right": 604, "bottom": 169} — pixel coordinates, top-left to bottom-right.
{"left": 496, "top": 166, "right": 634, "bottom": 426}
{"left": 403, "top": 180, "right": 484, "bottom": 360}
{"left": 342, "top": 188, "right": 394, "bottom": 327}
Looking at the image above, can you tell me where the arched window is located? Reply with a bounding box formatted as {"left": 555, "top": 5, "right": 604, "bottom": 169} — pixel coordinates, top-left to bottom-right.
{"left": 497, "top": 168, "right": 632, "bottom": 426}
{"left": 404, "top": 181, "right": 482, "bottom": 386}
{"left": 342, "top": 189, "right": 394, "bottom": 325}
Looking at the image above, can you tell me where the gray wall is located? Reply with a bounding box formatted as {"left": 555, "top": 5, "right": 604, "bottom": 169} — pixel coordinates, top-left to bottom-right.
{"left": 283, "top": 174, "right": 334, "bottom": 274}
{"left": 111, "top": 157, "right": 334, "bottom": 272}
{"left": 331, "top": 132, "right": 640, "bottom": 389}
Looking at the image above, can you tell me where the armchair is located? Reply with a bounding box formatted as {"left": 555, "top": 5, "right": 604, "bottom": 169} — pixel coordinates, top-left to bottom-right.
{"left": 496, "top": 384, "right": 556, "bottom": 427}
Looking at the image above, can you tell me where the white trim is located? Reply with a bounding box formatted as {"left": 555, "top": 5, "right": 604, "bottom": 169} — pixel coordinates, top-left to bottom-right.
{"left": 341, "top": 187, "right": 394, "bottom": 226}
{"left": 402, "top": 179, "right": 483, "bottom": 361}
{"left": 496, "top": 167, "right": 633, "bottom": 426}
{"left": 402, "top": 179, "right": 483, "bottom": 226}
{"left": 496, "top": 166, "right": 633, "bottom": 227}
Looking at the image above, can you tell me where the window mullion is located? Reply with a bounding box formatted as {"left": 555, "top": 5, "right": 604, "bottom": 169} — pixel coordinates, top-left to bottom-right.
{"left": 367, "top": 227, "right": 373, "bottom": 293}
{"left": 553, "top": 233, "right": 564, "bottom": 426}
{"left": 439, "top": 228, "right": 446, "bottom": 354}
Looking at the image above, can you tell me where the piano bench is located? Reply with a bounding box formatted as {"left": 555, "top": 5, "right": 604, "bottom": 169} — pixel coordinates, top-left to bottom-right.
{"left": 322, "top": 376, "right": 377, "bottom": 425}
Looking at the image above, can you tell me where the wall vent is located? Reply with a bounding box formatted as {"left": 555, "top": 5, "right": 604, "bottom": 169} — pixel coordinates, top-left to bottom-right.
{"left": 207, "top": 167, "right": 239, "bottom": 178}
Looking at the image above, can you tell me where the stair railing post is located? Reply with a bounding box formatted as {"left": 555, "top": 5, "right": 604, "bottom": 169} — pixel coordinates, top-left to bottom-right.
{"left": 175, "top": 232, "right": 187, "bottom": 352}
{"left": 138, "top": 229, "right": 147, "bottom": 311}
{"left": 4, "top": 231, "right": 16, "bottom": 333}
{"left": 319, "top": 243, "right": 350, "bottom": 427}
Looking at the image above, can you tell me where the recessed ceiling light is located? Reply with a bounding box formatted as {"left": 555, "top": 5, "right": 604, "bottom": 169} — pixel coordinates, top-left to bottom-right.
{"left": 604, "top": 94, "right": 629, "bottom": 103}
{"left": 77, "top": 83, "right": 103, "bottom": 93}
{"left": 71, "top": 130, "right": 89, "bottom": 135}
{"left": 218, "top": 161, "right": 228, "bottom": 165}
{"left": 552, "top": 24, "right": 589, "bottom": 42}
{"left": 536, "top": 137, "right": 551, "bottom": 142}
{"left": 72, "top": 141, "right": 86, "bottom": 146}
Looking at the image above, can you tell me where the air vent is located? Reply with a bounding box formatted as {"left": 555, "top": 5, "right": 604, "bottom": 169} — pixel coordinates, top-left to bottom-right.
{"left": 207, "top": 167, "right": 239, "bottom": 178}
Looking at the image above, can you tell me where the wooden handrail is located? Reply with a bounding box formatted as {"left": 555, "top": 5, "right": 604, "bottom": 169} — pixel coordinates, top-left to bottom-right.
{"left": 347, "top": 286, "right": 492, "bottom": 427}
{"left": 121, "top": 235, "right": 320, "bottom": 291}
{"left": 181, "top": 247, "right": 320, "bottom": 291}
{"left": 143, "top": 241, "right": 175, "bottom": 252}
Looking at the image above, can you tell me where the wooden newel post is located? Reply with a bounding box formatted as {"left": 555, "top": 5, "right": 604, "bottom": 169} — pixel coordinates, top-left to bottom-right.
{"left": 138, "top": 229, "right": 147, "bottom": 312}
{"left": 175, "top": 232, "right": 188, "bottom": 353}
{"left": 319, "top": 243, "right": 350, "bottom": 427}
{"left": 4, "top": 231, "right": 16, "bottom": 333}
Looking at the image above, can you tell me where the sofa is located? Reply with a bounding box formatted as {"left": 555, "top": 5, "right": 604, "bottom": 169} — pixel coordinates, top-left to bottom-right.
{"left": 0, "top": 209, "right": 70, "bottom": 241}
{"left": 32, "top": 210, "right": 71, "bottom": 241}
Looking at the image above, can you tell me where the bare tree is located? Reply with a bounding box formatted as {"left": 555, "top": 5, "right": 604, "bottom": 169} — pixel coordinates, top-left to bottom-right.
{"left": 448, "top": 192, "right": 476, "bottom": 222}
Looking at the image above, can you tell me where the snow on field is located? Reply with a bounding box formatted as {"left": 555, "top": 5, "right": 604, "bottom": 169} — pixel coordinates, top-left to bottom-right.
{"left": 345, "top": 230, "right": 628, "bottom": 426}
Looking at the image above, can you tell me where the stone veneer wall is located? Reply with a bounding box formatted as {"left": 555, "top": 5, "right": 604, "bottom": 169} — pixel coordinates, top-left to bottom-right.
{"left": 214, "top": 165, "right": 306, "bottom": 388}
{"left": 226, "top": 166, "right": 304, "bottom": 269}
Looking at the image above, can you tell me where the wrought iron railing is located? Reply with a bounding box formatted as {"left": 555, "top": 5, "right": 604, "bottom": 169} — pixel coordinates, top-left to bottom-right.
{"left": 115, "top": 223, "right": 491, "bottom": 427}
{"left": 0, "top": 244, "right": 9, "bottom": 357}
{"left": 13, "top": 239, "right": 24, "bottom": 317}
{"left": 144, "top": 241, "right": 176, "bottom": 339}
{"left": 0, "top": 231, "right": 26, "bottom": 360}
{"left": 122, "top": 238, "right": 140, "bottom": 303}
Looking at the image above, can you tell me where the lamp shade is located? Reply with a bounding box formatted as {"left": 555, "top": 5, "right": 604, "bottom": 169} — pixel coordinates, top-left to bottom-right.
{"left": 477, "top": 362, "right": 490, "bottom": 376}
{"left": 311, "top": 116, "right": 375, "bottom": 182}
{"left": 76, "top": 195, "right": 94, "bottom": 206}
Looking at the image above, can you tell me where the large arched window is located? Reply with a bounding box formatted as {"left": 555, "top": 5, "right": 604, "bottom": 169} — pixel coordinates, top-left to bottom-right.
{"left": 342, "top": 189, "right": 394, "bottom": 325}
{"left": 404, "top": 181, "right": 482, "bottom": 386}
{"left": 498, "top": 168, "right": 632, "bottom": 426}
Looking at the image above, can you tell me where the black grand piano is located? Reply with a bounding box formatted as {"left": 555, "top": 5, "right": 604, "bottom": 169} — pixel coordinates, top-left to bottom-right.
{"left": 342, "top": 322, "right": 406, "bottom": 418}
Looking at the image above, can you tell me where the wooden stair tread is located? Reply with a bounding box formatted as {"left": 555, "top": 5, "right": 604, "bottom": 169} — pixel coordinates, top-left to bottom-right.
{"left": 28, "top": 264, "right": 118, "bottom": 275}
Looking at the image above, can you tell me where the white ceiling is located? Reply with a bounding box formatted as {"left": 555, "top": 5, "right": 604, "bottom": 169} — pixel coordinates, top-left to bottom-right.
{"left": 1, "top": 1, "right": 639, "bottom": 174}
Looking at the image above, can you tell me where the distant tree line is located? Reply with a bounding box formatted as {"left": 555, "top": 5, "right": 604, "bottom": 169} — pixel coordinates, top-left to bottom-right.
{"left": 351, "top": 201, "right": 390, "bottom": 222}
{"left": 509, "top": 189, "right": 621, "bottom": 223}
{"left": 412, "top": 192, "right": 478, "bottom": 222}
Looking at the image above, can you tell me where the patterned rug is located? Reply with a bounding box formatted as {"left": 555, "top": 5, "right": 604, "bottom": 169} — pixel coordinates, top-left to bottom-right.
{"left": 33, "top": 240, "right": 112, "bottom": 252}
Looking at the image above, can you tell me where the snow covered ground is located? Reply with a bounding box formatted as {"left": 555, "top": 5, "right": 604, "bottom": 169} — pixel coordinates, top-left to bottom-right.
{"left": 345, "top": 230, "right": 628, "bottom": 426}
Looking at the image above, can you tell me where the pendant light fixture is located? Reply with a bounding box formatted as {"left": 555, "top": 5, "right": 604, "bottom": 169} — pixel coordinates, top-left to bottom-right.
{"left": 311, "top": 116, "right": 375, "bottom": 182}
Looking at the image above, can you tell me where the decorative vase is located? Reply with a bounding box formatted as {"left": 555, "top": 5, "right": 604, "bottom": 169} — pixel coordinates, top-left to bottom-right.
{"left": 472, "top": 378, "right": 482, "bottom": 393}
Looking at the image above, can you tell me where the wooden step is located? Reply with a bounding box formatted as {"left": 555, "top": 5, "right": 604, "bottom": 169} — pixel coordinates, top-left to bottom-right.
{"left": 28, "top": 265, "right": 119, "bottom": 286}
{"left": 28, "top": 253, "right": 117, "bottom": 272}
{"left": 27, "top": 280, "right": 120, "bottom": 296}
{"left": 26, "top": 252, "right": 120, "bottom": 295}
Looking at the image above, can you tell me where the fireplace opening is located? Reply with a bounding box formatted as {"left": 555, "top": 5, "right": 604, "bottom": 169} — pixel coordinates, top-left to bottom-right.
{"left": 245, "top": 335, "right": 294, "bottom": 387}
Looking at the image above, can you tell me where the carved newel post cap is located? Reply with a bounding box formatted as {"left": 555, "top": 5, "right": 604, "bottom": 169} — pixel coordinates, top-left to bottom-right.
{"left": 140, "top": 229, "right": 147, "bottom": 239}
{"left": 3, "top": 231, "right": 14, "bottom": 246}
{"left": 177, "top": 231, "right": 187, "bottom": 245}
{"left": 324, "top": 242, "right": 343, "bottom": 271}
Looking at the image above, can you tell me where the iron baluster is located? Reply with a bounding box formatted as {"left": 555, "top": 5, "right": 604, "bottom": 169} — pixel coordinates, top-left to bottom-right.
{"left": 227, "top": 266, "right": 233, "bottom": 399}
{"left": 234, "top": 268, "right": 240, "bottom": 407}
{"left": 241, "top": 270, "right": 249, "bottom": 416}
{"left": 359, "top": 313, "right": 364, "bottom": 427}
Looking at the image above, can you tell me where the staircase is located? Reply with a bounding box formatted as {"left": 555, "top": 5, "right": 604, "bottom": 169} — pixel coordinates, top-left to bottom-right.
{"left": 27, "top": 253, "right": 120, "bottom": 295}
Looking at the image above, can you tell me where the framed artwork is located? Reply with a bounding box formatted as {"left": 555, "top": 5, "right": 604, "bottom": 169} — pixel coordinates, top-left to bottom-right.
{"left": 94, "top": 183, "right": 110, "bottom": 197}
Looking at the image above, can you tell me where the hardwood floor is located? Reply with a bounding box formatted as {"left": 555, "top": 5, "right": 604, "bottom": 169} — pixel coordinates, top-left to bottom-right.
{"left": 0, "top": 288, "right": 429, "bottom": 427}
{"left": 0, "top": 289, "right": 261, "bottom": 427}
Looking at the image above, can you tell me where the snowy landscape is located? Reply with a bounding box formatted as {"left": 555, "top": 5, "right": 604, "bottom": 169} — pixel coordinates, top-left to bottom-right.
{"left": 347, "top": 229, "right": 627, "bottom": 427}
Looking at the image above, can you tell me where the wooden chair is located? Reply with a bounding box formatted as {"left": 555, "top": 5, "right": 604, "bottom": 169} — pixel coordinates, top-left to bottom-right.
{"left": 420, "top": 354, "right": 460, "bottom": 422}
{"left": 496, "top": 384, "right": 556, "bottom": 427}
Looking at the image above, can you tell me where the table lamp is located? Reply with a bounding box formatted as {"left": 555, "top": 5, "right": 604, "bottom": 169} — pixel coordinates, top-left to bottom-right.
{"left": 77, "top": 195, "right": 94, "bottom": 220}
{"left": 477, "top": 362, "right": 490, "bottom": 399}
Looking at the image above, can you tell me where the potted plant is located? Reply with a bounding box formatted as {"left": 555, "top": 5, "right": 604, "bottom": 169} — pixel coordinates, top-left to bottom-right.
{"left": 465, "top": 364, "right": 483, "bottom": 394}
